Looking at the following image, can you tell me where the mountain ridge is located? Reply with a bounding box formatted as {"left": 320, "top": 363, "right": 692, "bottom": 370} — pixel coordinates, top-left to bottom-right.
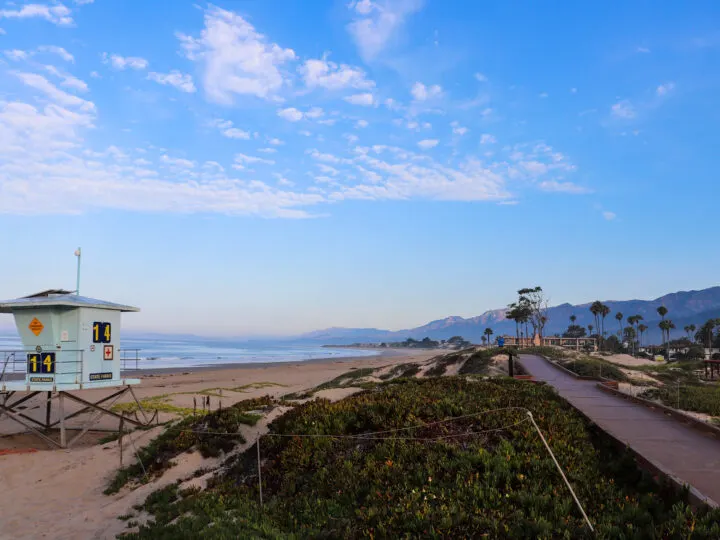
{"left": 300, "top": 286, "right": 720, "bottom": 345}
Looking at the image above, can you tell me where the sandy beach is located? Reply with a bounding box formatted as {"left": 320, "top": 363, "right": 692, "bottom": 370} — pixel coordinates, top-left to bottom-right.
{"left": 0, "top": 349, "right": 439, "bottom": 540}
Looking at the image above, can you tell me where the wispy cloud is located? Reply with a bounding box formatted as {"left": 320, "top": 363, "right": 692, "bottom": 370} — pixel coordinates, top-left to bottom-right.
{"left": 0, "top": 3, "right": 73, "bottom": 26}
{"left": 148, "top": 70, "right": 196, "bottom": 93}
{"left": 538, "top": 180, "right": 591, "bottom": 194}
{"left": 102, "top": 53, "right": 148, "bottom": 70}
{"left": 347, "top": 0, "right": 424, "bottom": 61}
{"left": 411, "top": 82, "right": 442, "bottom": 101}
{"left": 300, "top": 56, "right": 374, "bottom": 91}
{"left": 656, "top": 82, "right": 675, "bottom": 96}
{"left": 611, "top": 99, "right": 635, "bottom": 119}
{"left": 344, "top": 93, "right": 376, "bottom": 106}
{"left": 38, "top": 45, "right": 74, "bottom": 62}
{"left": 178, "top": 5, "right": 295, "bottom": 104}
{"left": 417, "top": 139, "right": 439, "bottom": 149}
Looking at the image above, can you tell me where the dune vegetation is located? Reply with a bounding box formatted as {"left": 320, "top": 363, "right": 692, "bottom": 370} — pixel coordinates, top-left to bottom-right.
{"left": 116, "top": 376, "right": 720, "bottom": 539}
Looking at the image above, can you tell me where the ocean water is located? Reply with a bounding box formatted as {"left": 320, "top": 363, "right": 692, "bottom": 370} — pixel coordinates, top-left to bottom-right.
{"left": 0, "top": 334, "right": 378, "bottom": 370}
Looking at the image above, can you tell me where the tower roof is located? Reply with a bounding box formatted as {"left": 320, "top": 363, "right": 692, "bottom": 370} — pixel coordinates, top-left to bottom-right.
{"left": 0, "top": 291, "right": 139, "bottom": 313}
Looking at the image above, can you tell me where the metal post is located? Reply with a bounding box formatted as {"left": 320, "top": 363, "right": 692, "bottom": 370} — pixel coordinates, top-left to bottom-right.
{"left": 59, "top": 393, "right": 66, "bottom": 448}
{"left": 75, "top": 247, "right": 81, "bottom": 295}
{"left": 508, "top": 351, "right": 514, "bottom": 377}
{"left": 257, "top": 436, "right": 263, "bottom": 508}
{"left": 119, "top": 413, "right": 125, "bottom": 466}
{"left": 45, "top": 391, "right": 52, "bottom": 430}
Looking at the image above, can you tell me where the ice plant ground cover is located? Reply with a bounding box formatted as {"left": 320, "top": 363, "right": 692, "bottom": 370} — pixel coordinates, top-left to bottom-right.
{"left": 118, "top": 377, "right": 720, "bottom": 538}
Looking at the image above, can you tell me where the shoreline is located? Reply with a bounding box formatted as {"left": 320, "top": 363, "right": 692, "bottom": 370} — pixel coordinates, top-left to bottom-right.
{"left": 121, "top": 348, "right": 419, "bottom": 377}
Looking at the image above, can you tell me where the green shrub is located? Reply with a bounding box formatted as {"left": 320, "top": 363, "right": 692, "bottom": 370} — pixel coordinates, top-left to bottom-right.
{"left": 641, "top": 385, "right": 720, "bottom": 416}
{"left": 105, "top": 396, "right": 273, "bottom": 494}
{"left": 121, "top": 377, "right": 720, "bottom": 538}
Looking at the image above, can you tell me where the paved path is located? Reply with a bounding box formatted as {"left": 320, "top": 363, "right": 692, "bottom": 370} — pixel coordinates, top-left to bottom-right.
{"left": 519, "top": 354, "right": 720, "bottom": 506}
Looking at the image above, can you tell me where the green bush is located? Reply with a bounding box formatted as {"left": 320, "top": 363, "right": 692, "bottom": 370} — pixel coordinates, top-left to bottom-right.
{"left": 641, "top": 385, "right": 720, "bottom": 416}
{"left": 121, "top": 377, "right": 720, "bottom": 538}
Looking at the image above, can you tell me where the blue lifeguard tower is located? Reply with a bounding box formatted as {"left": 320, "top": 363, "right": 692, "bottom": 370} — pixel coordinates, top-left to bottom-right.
{"left": 0, "top": 289, "right": 151, "bottom": 448}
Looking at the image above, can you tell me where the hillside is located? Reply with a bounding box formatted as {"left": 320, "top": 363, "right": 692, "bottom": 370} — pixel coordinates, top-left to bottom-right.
{"left": 302, "top": 286, "right": 720, "bottom": 345}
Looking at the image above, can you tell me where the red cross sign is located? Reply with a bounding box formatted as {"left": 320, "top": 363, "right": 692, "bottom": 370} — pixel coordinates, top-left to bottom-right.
{"left": 103, "top": 345, "right": 113, "bottom": 361}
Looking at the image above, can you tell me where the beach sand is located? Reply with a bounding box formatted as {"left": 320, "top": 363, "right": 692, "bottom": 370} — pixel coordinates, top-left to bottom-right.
{"left": 0, "top": 349, "right": 439, "bottom": 540}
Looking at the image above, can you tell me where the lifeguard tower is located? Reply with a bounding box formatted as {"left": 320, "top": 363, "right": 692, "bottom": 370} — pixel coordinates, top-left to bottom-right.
{"left": 0, "top": 289, "right": 152, "bottom": 448}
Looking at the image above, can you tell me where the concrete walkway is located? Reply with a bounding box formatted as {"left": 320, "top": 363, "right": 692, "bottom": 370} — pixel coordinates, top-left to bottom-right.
{"left": 519, "top": 354, "right": 720, "bottom": 506}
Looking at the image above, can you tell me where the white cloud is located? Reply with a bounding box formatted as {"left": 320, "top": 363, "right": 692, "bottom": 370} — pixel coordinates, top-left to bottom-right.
{"left": 355, "top": 119, "right": 369, "bottom": 128}
{"left": 210, "top": 119, "right": 250, "bottom": 139}
{"left": 223, "top": 128, "right": 251, "bottom": 139}
{"left": 479, "top": 133, "right": 496, "bottom": 144}
{"left": 274, "top": 173, "right": 294, "bottom": 187}
{"left": 317, "top": 163, "right": 339, "bottom": 175}
{"left": 0, "top": 28, "right": 5, "bottom": 34}
{"left": 0, "top": 100, "right": 321, "bottom": 218}
{"left": 268, "top": 137, "right": 284, "bottom": 145}
{"left": 160, "top": 154, "right": 195, "bottom": 169}
{"left": 405, "top": 120, "right": 431, "bottom": 131}
{"left": 481, "top": 107, "right": 493, "bottom": 117}
{"left": 611, "top": 100, "right": 635, "bottom": 119}
{"left": 343, "top": 133, "right": 359, "bottom": 144}
{"left": 603, "top": 211, "right": 616, "bottom": 221}
{"left": 474, "top": 72, "right": 487, "bottom": 82}
{"left": 15, "top": 72, "right": 94, "bottom": 111}
{"left": 134, "top": 158, "right": 151, "bottom": 166}
{"left": 305, "top": 107, "right": 324, "bottom": 119}
{"left": 347, "top": 0, "right": 424, "bottom": 61}
{"left": 235, "top": 153, "right": 274, "bottom": 165}
{"left": 278, "top": 107, "right": 304, "bottom": 122}
{"left": 0, "top": 3, "right": 73, "bottom": 26}
{"left": 37, "top": 45, "right": 74, "bottom": 62}
{"left": 636, "top": 46, "right": 650, "bottom": 53}
{"left": 178, "top": 5, "right": 295, "bottom": 104}
{"left": 344, "top": 92, "right": 375, "bottom": 106}
{"left": 417, "top": 139, "right": 438, "bottom": 149}
{"left": 538, "top": 180, "right": 590, "bottom": 194}
{"left": 300, "top": 57, "right": 374, "bottom": 91}
{"left": 656, "top": 82, "right": 675, "bottom": 96}
{"left": 306, "top": 149, "right": 350, "bottom": 164}
{"left": 277, "top": 106, "right": 324, "bottom": 121}
{"left": 103, "top": 53, "right": 148, "bottom": 70}
{"left": 3, "top": 49, "right": 29, "bottom": 61}
{"left": 75, "top": 0, "right": 94, "bottom": 4}
{"left": 257, "top": 147, "right": 277, "bottom": 154}
{"left": 411, "top": 82, "right": 442, "bottom": 101}
{"left": 45, "top": 65, "right": 89, "bottom": 92}
{"left": 299, "top": 130, "right": 312, "bottom": 136}
{"left": 450, "top": 121, "right": 467, "bottom": 136}
{"left": 147, "top": 70, "right": 196, "bottom": 93}
{"left": 90, "top": 71, "right": 100, "bottom": 78}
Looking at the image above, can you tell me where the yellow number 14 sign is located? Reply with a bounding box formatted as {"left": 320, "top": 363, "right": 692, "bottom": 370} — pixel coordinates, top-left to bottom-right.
{"left": 27, "top": 353, "right": 55, "bottom": 374}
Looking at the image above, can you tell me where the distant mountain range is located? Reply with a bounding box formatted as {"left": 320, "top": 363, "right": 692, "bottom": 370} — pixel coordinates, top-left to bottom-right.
{"left": 299, "top": 286, "right": 720, "bottom": 345}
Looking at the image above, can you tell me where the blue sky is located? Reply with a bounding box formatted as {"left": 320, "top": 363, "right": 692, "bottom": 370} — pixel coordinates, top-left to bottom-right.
{"left": 1, "top": 0, "right": 719, "bottom": 336}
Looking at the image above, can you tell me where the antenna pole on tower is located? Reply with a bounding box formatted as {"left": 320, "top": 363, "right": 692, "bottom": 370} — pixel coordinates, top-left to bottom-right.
{"left": 74, "top": 247, "right": 82, "bottom": 295}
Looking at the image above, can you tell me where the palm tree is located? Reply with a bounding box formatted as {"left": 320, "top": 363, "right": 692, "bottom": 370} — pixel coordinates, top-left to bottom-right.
{"left": 481, "top": 335, "right": 487, "bottom": 346}
{"left": 600, "top": 304, "right": 611, "bottom": 342}
{"left": 589, "top": 301, "right": 603, "bottom": 338}
{"left": 657, "top": 305, "right": 668, "bottom": 321}
{"left": 615, "top": 312, "right": 624, "bottom": 338}
{"left": 588, "top": 324, "right": 594, "bottom": 336}
{"left": 627, "top": 315, "right": 639, "bottom": 354}
{"left": 484, "top": 328, "right": 494, "bottom": 346}
{"left": 688, "top": 324, "right": 696, "bottom": 342}
{"left": 638, "top": 324, "right": 648, "bottom": 348}
{"left": 570, "top": 314, "right": 577, "bottom": 325}
{"left": 658, "top": 319, "right": 675, "bottom": 358}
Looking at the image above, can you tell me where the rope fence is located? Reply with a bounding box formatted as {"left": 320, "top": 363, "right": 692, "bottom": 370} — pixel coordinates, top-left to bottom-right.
{"left": 124, "top": 405, "right": 594, "bottom": 531}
